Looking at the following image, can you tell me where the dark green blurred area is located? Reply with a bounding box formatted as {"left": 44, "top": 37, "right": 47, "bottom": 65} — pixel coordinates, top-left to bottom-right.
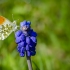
{"left": 0, "top": 0, "right": 70, "bottom": 70}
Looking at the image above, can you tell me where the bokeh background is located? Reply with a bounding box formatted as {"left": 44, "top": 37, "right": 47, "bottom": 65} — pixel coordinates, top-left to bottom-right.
{"left": 0, "top": 0, "right": 70, "bottom": 70}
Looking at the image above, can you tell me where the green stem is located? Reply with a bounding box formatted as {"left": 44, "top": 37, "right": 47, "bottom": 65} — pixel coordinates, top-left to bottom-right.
{"left": 26, "top": 56, "right": 33, "bottom": 70}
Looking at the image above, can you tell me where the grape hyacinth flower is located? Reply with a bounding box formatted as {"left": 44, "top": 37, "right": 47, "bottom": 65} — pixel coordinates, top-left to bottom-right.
{"left": 15, "top": 20, "right": 37, "bottom": 70}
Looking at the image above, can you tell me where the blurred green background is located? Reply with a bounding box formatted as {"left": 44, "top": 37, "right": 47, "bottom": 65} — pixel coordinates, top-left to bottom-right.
{"left": 0, "top": 0, "right": 70, "bottom": 70}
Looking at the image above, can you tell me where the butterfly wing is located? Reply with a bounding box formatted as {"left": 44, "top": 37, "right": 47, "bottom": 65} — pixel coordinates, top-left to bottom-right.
{"left": 0, "top": 16, "right": 18, "bottom": 40}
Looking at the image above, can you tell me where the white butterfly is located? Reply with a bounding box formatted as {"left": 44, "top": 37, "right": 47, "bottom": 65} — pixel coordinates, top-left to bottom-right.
{"left": 0, "top": 16, "right": 19, "bottom": 40}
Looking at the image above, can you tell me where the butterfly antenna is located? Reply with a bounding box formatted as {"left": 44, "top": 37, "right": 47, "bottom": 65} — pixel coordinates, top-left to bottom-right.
{"left": 12, "top": 14, "right": 14, "bottom": 21}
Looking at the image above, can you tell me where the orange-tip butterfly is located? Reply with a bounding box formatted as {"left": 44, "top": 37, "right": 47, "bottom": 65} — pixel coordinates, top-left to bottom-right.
{"left": 0, "top": 16, "right": 18, "bottom": 40}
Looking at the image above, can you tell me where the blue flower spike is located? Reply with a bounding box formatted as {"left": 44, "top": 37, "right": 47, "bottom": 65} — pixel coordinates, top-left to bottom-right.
{"left": 15, "top": 20, "right": 37, "bottom": 57}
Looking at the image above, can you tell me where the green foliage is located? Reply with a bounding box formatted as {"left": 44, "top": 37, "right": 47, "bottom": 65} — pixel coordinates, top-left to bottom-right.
{"left": 0, "top": 0, "right": 70, "bottom": 70}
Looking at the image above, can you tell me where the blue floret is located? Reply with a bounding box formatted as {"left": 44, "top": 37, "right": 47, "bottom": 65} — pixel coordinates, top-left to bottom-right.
{"left": 29, "top": 29, "right": 37, "bottom": 37}
{"left": 20, "top": 53, "right": 25, "bottom": 57}
{"left": 30, "top": 36, "right": 37, "bottom": 43}
{"left": 26, "top": 36, "right": 30, "bottom": 44}
{"left": 15, "top": 30, "right": 22, "bottom": 38}
{"left": 15, "top": 37, "right": 21, "bottom": 44}
{"left": 31, "top": 31, "right": 37, "bottom": 37}
{"left": 31, "top": 51, "right": 36, "bottom": 56}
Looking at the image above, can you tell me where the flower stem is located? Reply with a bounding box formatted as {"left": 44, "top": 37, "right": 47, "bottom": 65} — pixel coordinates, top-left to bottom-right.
{"left": 26, "top": 56, "right": 33, "bottom": 70}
